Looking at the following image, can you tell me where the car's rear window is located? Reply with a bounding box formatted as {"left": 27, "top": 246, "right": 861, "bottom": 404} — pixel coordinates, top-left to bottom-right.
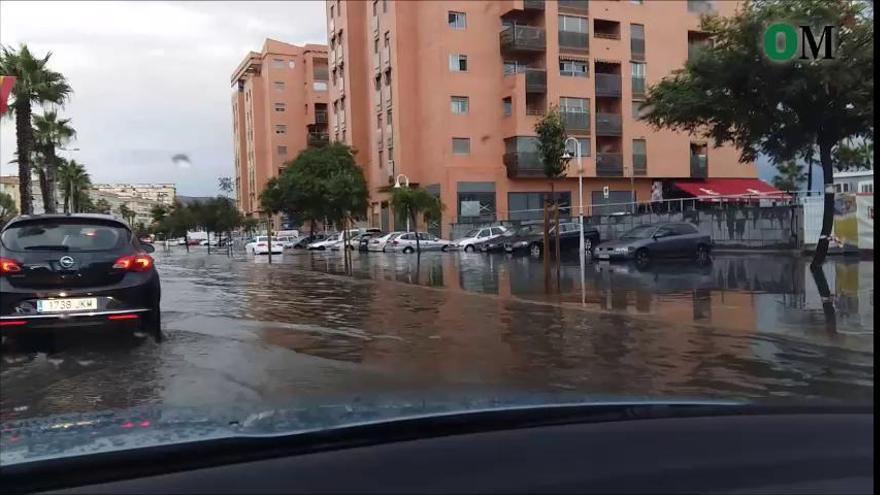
{"left": 1, "top": 221, "right": 130, "bottom": 252}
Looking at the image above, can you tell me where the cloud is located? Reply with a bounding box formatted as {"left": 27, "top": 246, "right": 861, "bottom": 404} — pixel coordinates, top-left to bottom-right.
{"left": 0, "top": 1, "right": 326, "bottom": 196}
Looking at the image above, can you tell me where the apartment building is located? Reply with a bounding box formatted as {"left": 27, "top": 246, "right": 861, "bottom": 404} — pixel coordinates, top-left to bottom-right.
{"left": 231, "top": 39, "right": 330, "bottom": 217}
{"left": 91, "top": 183, "right": 176, "bottom": 206}
{"left": 327, "top": 0, "right": 763, "bottom": 237}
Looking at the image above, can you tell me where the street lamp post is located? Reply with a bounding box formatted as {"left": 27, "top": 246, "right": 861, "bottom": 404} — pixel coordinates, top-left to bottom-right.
{"left": 563, "top": 138, "right": 585, "bottom": 305}
{"left": 393, "top": 173, "right": 410, "bottom": 232}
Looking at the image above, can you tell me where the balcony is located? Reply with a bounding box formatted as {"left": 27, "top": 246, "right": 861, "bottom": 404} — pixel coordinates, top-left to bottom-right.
{"left": 504, "top": 152, "right": 545, "bottom": 178}
{"left": 687, "top": 0, "right": 715, "bottom": 14}
{"left": 315, "top": 111, "right": 328, "bottom": 124}
{"left": 595, "top": 73, "right": 622, "bottom": 97}
{"left": 633, "top": 154, "right": 647, "bottom": 175}
{"left": 558, "top": 0, "right": 588, "bottom": 14}
{"left": 561, "top": 110, "right": 590, "bottom": 133}
{"left": 595, "top": 113, "right": 622, "bottom": 136}
{"left": 632, "top": 78, "right": 646, "bottom": 98}
{"left": 558, "top": 30, "right": 589, "bottom": 52}
{"left": 596, "top": 153, "right": 624, "bottom": 176}
{"left": 307, "top": 130, "right": 329, "bottom": 147}
{"left": 500, "top": 25, "right": 546, "bottom": 53}
{"left": 505, "top": 67, "right": 547, "bottom": 94}
{"left": 524, "top": 0, "right": 545, "bottom": 10}
{"left": 690, "top": 155, "right": 708, "bottom": 178}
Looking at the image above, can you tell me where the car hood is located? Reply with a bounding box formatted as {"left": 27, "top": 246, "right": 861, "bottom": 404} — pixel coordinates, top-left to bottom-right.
{"left": 0, "top": 394, "right": 739, "bottom": 466}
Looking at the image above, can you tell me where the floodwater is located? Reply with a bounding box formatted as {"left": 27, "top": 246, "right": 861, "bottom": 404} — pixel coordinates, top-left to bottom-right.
{"left": 1, "top": 248, "right": 873, "bottom": 423}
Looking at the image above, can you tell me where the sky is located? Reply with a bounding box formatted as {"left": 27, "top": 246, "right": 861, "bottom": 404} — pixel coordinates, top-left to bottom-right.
{"left": 0, "top": 1, "right": 326, "bottom": 196}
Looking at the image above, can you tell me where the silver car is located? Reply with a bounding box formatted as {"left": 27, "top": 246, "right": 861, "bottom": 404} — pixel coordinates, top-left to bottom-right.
{"left": 593, "top": 223, "right": 712, "bottom": 265}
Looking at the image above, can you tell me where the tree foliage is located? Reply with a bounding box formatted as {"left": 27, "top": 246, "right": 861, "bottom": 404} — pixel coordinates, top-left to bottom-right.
{"left": 534, "top": 106, "right": 569, "bottom": 180}
{"left": 772, "top": 160, "right": 807, "bottom": 191}
{"left": 0, "top": 191, "right": 17, "bottom": 224}
{"left": 833, "top": 138, "right": 873, "bottom": 170}
{"left": 0, "top": 44, "right": 72, "bottom": 215}
{"left": 57, "top": 159, "right": 91, "bottom": 213}
{"left": 33, "top": 109, "right": 75, "bottom": 213}
{"left": 389, "top": 186, "right": 444, "bottom": 253}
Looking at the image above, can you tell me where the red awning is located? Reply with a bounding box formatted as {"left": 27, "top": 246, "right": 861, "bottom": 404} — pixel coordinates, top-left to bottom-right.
{"left": 672, "top": 179, "right": 790, "bottom": 202}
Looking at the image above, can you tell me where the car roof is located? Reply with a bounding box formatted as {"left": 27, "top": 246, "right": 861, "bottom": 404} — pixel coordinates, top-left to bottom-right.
{"left": 3, "top": 213, "right": 128, "bottom": 231}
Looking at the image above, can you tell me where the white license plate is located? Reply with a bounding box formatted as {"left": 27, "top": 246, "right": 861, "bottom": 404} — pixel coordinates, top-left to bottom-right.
{"left": 598, "top": 254, "right": 610, "bottom": 260}
{"left": 36, "top": 298, "right": 98, "bottom": 313}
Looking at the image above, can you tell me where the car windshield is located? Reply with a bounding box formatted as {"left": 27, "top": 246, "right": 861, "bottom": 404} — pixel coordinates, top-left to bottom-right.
{"left": 1, "top": 221, "right": 129, "bottom": 252}
{"left": 0, "top": 0, "right": 872, "bottom": 475}
{"left": 620, "top": 225, "right": 657, "bottom": 240}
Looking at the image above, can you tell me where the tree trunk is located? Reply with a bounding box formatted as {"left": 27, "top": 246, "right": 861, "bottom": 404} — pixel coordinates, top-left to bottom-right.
{"left": 184, "top": 233, "right": 190, "bottom": 253}
{"left": 412, "top": 211, "right": 420, "bottom": 254}
{"left": 14, "top": 101, "right": 34, "bottom": 215}
{"left": 36, "top": 166, "right": 50, "bottom": 213}
{"left": 811, "top": 140, "right": 835, "bottom": 268}
{"left": 44, "top": 148, "right": 58, "bottom": 213}
{"left": 809, "top": 263, "right": 837, "bottom": 333}
{"left": 266, "top": 219, "right": 273, "bottom": 264}
{"left": 207, "top": 230, "right": 211, "bottom": 254}
{"left": 806, "top": 157, "right": 814, "bottom": 196}
{"left": 554, "top": 200, "right": 561, "bottom": 286}
{"left": 63, "top": 183, "right": 71, "bottom": 214}
{"left": 543, "top": 197, "right": 550, "bottom": 292}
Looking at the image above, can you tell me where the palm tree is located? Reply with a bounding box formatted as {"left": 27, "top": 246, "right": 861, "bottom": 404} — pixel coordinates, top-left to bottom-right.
{"left": 117, "top": 203, "right": 136, "bottom": 225}
{"left": 772, "top": 161, "right": 807, "bottom": 192}
{"left": 33, "top": 109, "right": 75, "bottom": 213}
{"left": 58, "top": 159, "right": 91, "bottom": 212}
{"left": 0, "top": 44, "right": 72, "bottom": 215}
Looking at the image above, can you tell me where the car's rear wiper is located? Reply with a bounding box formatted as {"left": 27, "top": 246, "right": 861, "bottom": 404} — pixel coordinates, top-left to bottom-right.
{"left": 23, "top": 245, "right": 70, "bottom": 251}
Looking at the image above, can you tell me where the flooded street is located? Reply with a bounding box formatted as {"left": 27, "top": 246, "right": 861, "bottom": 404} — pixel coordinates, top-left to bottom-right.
{"left": 1, "top": 248, "right": 873, "bottom": 421}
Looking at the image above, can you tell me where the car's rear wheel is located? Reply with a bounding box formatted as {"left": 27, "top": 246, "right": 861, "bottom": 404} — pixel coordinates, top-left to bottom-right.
{"left": 529, "top": 243, "right": 542, "bottom": 258}
{"left": 464, "top": 245, "right": 475, "bottom": 253}
{"left": 403, "top": 246, "right": 415, "bottom": 254}
{"left": 441, "top": 245, "right": 449, "bottom": 252}
{"left": 142, "top": 306, "right": 162, "bottom": 342}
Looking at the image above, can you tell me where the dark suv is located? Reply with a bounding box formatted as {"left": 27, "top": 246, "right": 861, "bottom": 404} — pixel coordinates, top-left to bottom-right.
{"left": 504, "top": 222, "right": 601, "bottom": 257}
{"left": 0, "top": 214, "right": 161, "bottom": 340}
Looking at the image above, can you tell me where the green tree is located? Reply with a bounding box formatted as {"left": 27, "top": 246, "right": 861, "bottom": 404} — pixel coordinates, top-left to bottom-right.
{"left": 32, "top": 109, "right": 75, "bottom": 213}
{"left": 93, "top": 198, "right": 111, "bottom": 214}
{"left": 117, "top": 203, "right": 136, "bottom": 225}
{"left": 150, "top": 204, "right": 169, "bottom": 223}
{"left": 189, "top": 197, "right": 242, "bottom": 254}
{"left": 389, "top": 186, "right": 444, "bottom": 254}
{"left": 0, "top": 191, "right": 17, "bottom": 224}
{"left": 772, "top": 160, "right": 807, "bottom": 191}
{"left": 217, "top": 176, "right": 233, "bottom": 196}
{"left": 642, "top": 0, "right": 873, "bottom": 266}
{"left": 0, "top": 44, "right": 72, "bottom": 215}
{"left": 834, "top": 138, "right": 874, "bottom": 171}
{"left": 57, "top": 159, "right": 91, "bottom": 212}
{"left": 534, "top": 106, "right": 568, "bottom": 268}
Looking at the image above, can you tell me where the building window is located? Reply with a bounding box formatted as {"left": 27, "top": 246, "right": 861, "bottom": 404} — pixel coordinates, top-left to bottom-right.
{"left": 448, "top": 11, "right": 466, "bottom": 29}
{"left": 274, "top": 102, "right": 286, "bottom": 112}
{"left": 632, "top": 139, "right": 647, "bottom": 175}
{"left": 631, "top": 62, "right": 646, "bottom": 97}
{"left": 330, "top": 5, "right": 334, "bottom": 18}
{"left": 560, "top": 58, "right": 588, "bottom": 77}
{"left": 559, "top": 15, "right": 588, "bottom": 33}
{"left": 503, "top": 97, "right": 512, "bottom": 117}
{"left": 374, "top": 38, "right": 379, "bottom": 54}
{"left": 450, "top": 96, "right": 469, "bottom": 114}
{"left": 273, "top": 81, "right": 285, "bottom": 92}
{"left": 457, "top": 184, "right": 496, "bottom": 222}
{"left": 386, "top": 109, "right": 392, "bottom": 125}
{"left": 449, "top": 54, "right": 468, "bottom": 72}
{"left": 631, "top": 0, "right": 644, "bottom": 4}
{"left": 566, "top": 137, "right": 591, "bottom": 157}
{"left": 378, "top": 149, "right": 384, "bottom": 169}
{"left": 278, "top": 145, "right": 288, "bottom": 156}
{"left": 272, "top": 58, "right": 285, "bottom": 69}
{"left": 452, "top": 138, "right": 470, "bottom": 155}
{"left": 509, "top": 192, "right": 572, "bottom": 221}
{"left": 275, "top": 125, "right": 287, "bottom": 135}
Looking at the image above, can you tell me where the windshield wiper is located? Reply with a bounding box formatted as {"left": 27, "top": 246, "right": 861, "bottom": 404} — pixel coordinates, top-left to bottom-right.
{"left": 23, "top": 245, "right": 70, "bottom": 251}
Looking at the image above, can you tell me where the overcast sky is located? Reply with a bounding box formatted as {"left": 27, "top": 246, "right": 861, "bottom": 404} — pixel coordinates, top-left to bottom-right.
{"left": 0, "top": 1, "right": 326, "bottom": 196}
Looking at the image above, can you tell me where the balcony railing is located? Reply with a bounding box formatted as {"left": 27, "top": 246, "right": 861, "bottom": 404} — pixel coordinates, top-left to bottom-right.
{"left": 558, "top": 30, "right": 589, "bottom": 51}
{"left": 633, "top": 154, "right": 647, "bottom": 175}
{"left": 523, "top": 0, "right": 545, "bottom": 10}
{"left": 315, "top": 112, "right": 328, "bottom": 124}
{"left": 596, "top": 153, "right": 624, "bottom": 176}
{"left": 595, "top": 73, "right": 622, "bottom": 97}
{"left": 504, "top": 67, "right": 547, "bottom": 93}
{"left": 595, "top": 113, "right": 622, "bottom": 136}
{"left": 687, "top": 0, "right": 715, "bottom": 14}
{"left": 504, "top": 152, "right": 545, "bottom": 178}
{"left": 558, "top": 0, "right": 588, "bottom": 14}
{"left": 690, "top": 155, "right": 708, "bottom": 178}
{"left": 594, "top": 31, "right": 620, "bottom": 40}
{"left": 631, "top": 38, "right": 645, "bottom": 61}
{"left": 561, "top": 110, "right": 590, "bottom": 132}
{"left": 500, "top": 25, "right": 546, "bottom": 53}
{"left": 307, "top": 131, "right": 329, "bottom": 147}
{"left": 525, "top": 102, "right": 546, "bottom": 115}
{"left": 631, "top": 77, "right": 646, "bottom": 98}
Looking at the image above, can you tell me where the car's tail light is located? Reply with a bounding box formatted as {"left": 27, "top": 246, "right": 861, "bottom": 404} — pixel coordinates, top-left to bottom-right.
{"left": 0, "top": 320, "right": 27, "bottom": 327}
{"left": 391, "top": 240, "right": 398, "bottom": 245}
{"left": 0, "top": 257, "right": 22, "bottom": 275}
{"left": 257, "top": 243, "right": 267, "bottom": 247}
{"left": 113, "top": 254, "right": 154, "bottom": 272}
{"left": 108, "top": 313, "right": 140, "bottom": 321}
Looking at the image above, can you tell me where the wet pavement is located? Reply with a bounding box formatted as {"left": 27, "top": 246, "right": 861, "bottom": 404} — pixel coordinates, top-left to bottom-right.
{"left": 1, "top": 248, "right": 873, "bottom": 422}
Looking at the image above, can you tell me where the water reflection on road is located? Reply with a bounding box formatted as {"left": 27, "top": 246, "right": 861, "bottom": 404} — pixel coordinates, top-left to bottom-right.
{"left": 1, "top": 248, "right": 873, "bottom": 423}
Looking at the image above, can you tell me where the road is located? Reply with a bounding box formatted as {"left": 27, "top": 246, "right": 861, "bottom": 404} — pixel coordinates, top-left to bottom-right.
{"left": 1, "top": 248, "right": 873, "bottom": 421}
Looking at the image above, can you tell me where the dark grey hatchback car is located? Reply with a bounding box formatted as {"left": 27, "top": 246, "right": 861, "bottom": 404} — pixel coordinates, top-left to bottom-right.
{"left": 593, "top": 222, "right": 712, "bottom": 265}
{"left": 0, "top": 214, "right": 161, "bottom": 340}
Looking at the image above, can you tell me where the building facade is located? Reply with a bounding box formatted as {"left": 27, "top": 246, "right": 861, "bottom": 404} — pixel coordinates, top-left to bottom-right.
{"left": 326, "top": 0, "right": 758, "bottom": 237}
{"left": 90, "top": 183, "right": 176, "bottom": 206}
{"left": 231, "top": 39, "right": 330, "bottom": 217}
{"left": 0, "top": 175, "right": 21, "bottom": 215}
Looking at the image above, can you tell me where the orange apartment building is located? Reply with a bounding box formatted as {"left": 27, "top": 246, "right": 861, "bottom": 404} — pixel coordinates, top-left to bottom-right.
{"left": 231, "top": 39, "right": 330, "bottom": 218}
{"left": 326, "top": 0, "right": 762, "bottom": 238}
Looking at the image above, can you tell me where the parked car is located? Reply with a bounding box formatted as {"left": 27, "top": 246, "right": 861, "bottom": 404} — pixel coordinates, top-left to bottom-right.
{"left": 308, "top": 233, "right": 343, "bottom": 250}
{"left": 328, "top": 230, "right": 367, "bottom": 251}
{"left": 292, "top": 233, "right": 327, "bottom": 249}
{"left": 357, "top": 231, "right": 384, "bottom": 252}
{"left": 388, "top": 232, "right": 451, "bottom": 253}
{"left": 0, "top": 214, "right": 162, "bottom": 340}
{"left": 253, "top": 237, "right": 284, "bottom": 255}
{"left": 504, "top": 222, "right": 601, "bottom": 257}
{"left": 593, "top": 222, "right": 712, "bottom": 265}
{"left": 276, "top": 236, "right": 297, "bottom": 249}
{"left": 452, "top": 226, "right": 509, "bottom": 252}
{"left": 478, "top": 227, "right": 522, "bottom": 253}
{"left": 367, "top": 232, "right": 404, "bottom": 252}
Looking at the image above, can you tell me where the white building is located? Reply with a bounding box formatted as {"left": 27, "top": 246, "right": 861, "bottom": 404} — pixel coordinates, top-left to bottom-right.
{"left": 90, "top": 183, "right": 176, "bottom": 206}
{"left": 833, "top": 170, "right": 873, "bottom": 194}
